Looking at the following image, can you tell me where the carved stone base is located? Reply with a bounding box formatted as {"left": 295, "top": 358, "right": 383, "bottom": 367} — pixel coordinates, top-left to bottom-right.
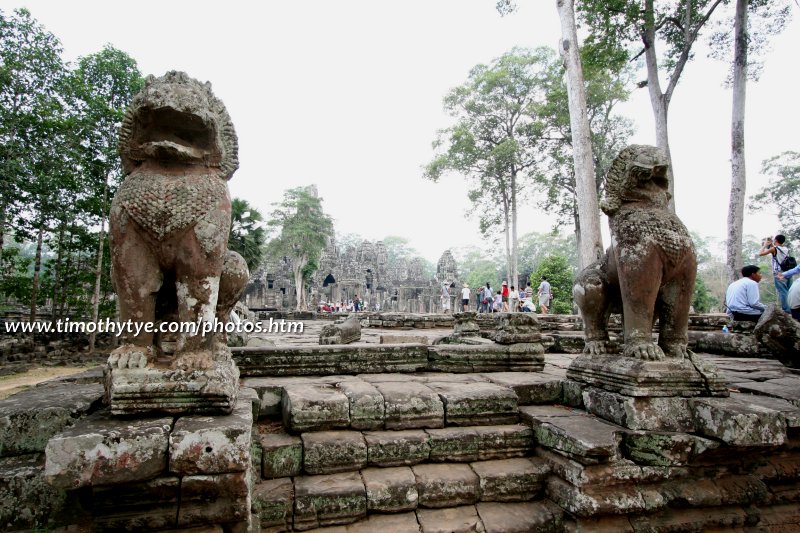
{"left": 104, "top": 354, "right": 240, "bottom": 416}
{"left": 566, "top": 353, "right": 728, "bottom": 398}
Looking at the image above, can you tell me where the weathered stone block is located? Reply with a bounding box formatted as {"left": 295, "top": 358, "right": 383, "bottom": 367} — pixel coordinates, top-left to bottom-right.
{"left": 582, "top": 388, "right": 696, "bottom": 432}
{"left": 105, "top": 357, "right": 240, "bottom": 415}
{"left": 302, "top": 431, "right": 367, "bottom": 475}
{"left": 0, "top": 383, "right": 102, "bottom": 457}
{"left": 482, "top": 372, "right": 562, "bottom": 404}
{"left": 492, "top": 312, "right": 542, "bottom": 344}
{"left": 238, "top": 386, "right": 261, "bottom": 421}
{"left": 427, "top": 382, "right": 518, "bottom": 426}
{"left": 426, "top": 428, "right": 480, "bottom": 462}
{"left": 293, "top": 472, "right": 366, "bottom": 531}
{"left": 476, "top": 501, "right": 564, "bottom": 533}
{"left": 335, "top": 512, "right": 421, "bottom": 532}
{"left": 622, "top": 431, "right": 719, "bottom": 466}
{"left": 178, "top": 471, "right": 251, "bottom": 528}
{"left": 92, "top": 476, "right": 179, "bottom": 532}
{"left": 337, "top": 381, "right": 384, "bottom": 430}
{"left": 731, "top": 392, "right": 800, "bottom": 427}
{"left": 480, "top": 425, "right": 534, "bottom": 461}
{"left": 251, "top": 478, "right": 293, "bottom": 530}
{"left": 170, "top": 398, "right": 252, "bottom": 475}
{"left": 416, "top": 505, "right": 484, "bottom": 533}
{"left": 259, "top": 432, "right": 303, "bottom": 479}
{"left": 520, "top": 406, "right": 622, "bottom": 463}
{"left": 0, "top": 454, "right": 70, "bottom": 531}
{"left": 375, "top": 382, "right": 444, "bottom": 430}
{"left": 282, "top": 385, "right": 350, "bottom": 432}
{"left": 566, "top": 353, "right": 728, "bottom": 397}
{"left": 319, "top": 316, "right": 361, "bottom": 345}
{"left": 412, "top": 464, "right": 480, "bottom": 508}
{"left": 364, "top": 429, "right": 431, "bottom": 467}
{"left": 470, "top": 458, "right": 548, "bottom": 502}
{"left": 692, "top": 396, "right": 787, "bottom": 446}
{"left": 45, "top": 410, "right": 172, "bottom": 489}
{"left": 362, "top": 466, "right": 418, "bottom": 512}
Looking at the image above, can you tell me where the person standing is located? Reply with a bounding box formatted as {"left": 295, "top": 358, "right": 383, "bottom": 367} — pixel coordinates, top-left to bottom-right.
{"left": 508, "top": 285, "right": 518, "bottom": 312}
{"left": 537, "top": 276, "right": 551, "bottom": 315}
{"left": 501, "top": 281, "right": 510, "bottom": 312}
{"left": 758, "top": 234, "right": 792, "bottom": 312}
{"left": 725, "top": 265, "right": 766, "bottom": 322}
{"left": 461, "top": 283, "right": 471, "bottom": 312}
{"left": 778, "top": 263, "right": 800, "bottom": 320}
{"left": 483, "top": 283, "right": 493, "bottom": 314}
{"left": 441, "top": 284, "right": 451, "bottom": 313}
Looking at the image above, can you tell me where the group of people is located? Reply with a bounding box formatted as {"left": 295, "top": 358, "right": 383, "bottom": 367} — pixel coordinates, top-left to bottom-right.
{"left": 318, "top": 295, "right": 367, "bottom": 313}
{"left": 459, "top": 276, "right": 553, "bottom": 315}
{"left": 725, "top": 234, "right": 800, "bottom": 322}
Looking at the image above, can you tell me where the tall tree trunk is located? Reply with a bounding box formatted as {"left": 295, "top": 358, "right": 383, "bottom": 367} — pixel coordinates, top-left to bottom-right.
{"left": 89, "top": 179, "right": 110, "bottom": 353}
{"left": 557, "top": 0, "right": 603, "bottom": 269}
{"left": 51, "top": 224, "right": 65, "bottom": 326}
{"left": 29, "top": 224, "right": 44, "bottom": 324}
{"left": 511, "top": 173, "right": 519, "bottom": 291}
{"left": 0, "top": 205, "right": 5, "bottom": 274}
{"left": 726, "top": 0, "right": 748, "bottom": 284}
{"left": 503, "top": 195, "right": 512, "bottom": 288}
{"left": 293, "top": 257, "right": 306, "bottom": 311}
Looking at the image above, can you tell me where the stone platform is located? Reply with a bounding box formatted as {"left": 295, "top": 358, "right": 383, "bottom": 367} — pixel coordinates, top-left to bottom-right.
{"left": 4, "top": 316, "right": 800, "bottom": 531}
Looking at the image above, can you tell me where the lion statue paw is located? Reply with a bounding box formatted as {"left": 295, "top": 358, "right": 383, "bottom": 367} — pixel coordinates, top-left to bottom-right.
{"left": 171, "top": 350, "right": 216, "bottom": 372}
{"left": 623, "top": 340, "right": 665, "bottom": 361}
{"left": 108, "top": 345, "right": 153, "bottom": 369}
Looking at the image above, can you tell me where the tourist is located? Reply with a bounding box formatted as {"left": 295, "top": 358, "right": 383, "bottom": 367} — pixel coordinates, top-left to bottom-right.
{"left": 758, "top": 234, "right": 792, "bottom": 312}
{"left": 538, "top": 276, "right": 551, "bottom": 315}
{"left": 501, "top": 280, "right": 510, "bottom": 312}
{"left": 482, "top": 283, "right": 493, "bottom": 313}
{"left": 461, "top": 283, "right": 471, "bottom": 312}
{"left": 353, "top": 295, "right": 360, "bottom": 312}
{"left": 778, "top": 263, "right": 800, "bottom": 320}
{"left": 725, "top": 265, "right": 766, "bottom": 322}
{"left": 524, "top": 282, "right": 533, "bottom": 303}
{"left": 508, "top": 285, "right": 518, "bottom": 312}
{"left": 493, "top": 289, "right": 503, "bottom": 312}
{"left": 441, "top": 284, "right": 451, "bottom": 313}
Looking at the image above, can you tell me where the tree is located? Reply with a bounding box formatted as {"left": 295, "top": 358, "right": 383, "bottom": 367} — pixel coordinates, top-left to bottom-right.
{"left": 229, "top": 198, "right": 266, "bottom": 271}
{"left": 556, "top": 0, "right": 604, "bottom": 269}
{"left": 531, "top": 254, "right": 575, "bottom": 314}
{"left": 266, "top": 187, "right": 334, "bottom": 311}
{"left": 750, "top": 152, "right": 800, "bottom": 240}
{"left": 578, "top": 0, "right": 728, "bottom": 211}
{"left": 425, "top": 48, "right": 563, "bottom": 291}
{"left": 717, "top": 0, "right": 792, "bottom": 284}
{"left": 693, "top": 277, "right": 717, "bottom": 313}
{"left": 68, "top": 45, "right": 143, "bottom": 351}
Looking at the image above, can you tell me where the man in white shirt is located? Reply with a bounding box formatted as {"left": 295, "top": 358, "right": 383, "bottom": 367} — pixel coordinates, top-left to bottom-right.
{"left": 725, "top": 265, "right": 766, "bottom": 322}
{"left": 461, "top": 283, "right": 471, "bottom": 312}
{"left": 538, "top": 276, "right": 552, "bottom": 315}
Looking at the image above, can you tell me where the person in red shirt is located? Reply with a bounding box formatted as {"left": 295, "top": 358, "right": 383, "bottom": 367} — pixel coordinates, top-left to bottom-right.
{"left": 501, "top": 281, "right": 510, "bottom": 312}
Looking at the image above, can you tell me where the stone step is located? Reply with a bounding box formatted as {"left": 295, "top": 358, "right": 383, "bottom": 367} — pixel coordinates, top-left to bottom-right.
{"left": 232, "top": 341, "right": 545, "bottom": 377}
{"left": 251, "top": 459, "right": 551, "bottom": 531}
{"left": 243, "top": 371, "right": 566, "bottom": 432}
{"left": 254, "top": 425, "right": 535, "bottom": 478}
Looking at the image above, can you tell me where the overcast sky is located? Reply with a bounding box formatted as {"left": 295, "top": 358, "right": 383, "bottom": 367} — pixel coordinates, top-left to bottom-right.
{"left": 5, "top": 1, "right": 799, "bottom": 262}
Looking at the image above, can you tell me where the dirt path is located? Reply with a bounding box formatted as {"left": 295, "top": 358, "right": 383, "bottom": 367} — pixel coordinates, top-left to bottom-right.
{"left": 0, "top": 366, "right": 93, "bottom": 400}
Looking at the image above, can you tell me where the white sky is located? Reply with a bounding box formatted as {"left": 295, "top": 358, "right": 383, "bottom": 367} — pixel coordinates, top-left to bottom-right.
{"left": 5, "top": 0, "right": 799, "bottom": 262}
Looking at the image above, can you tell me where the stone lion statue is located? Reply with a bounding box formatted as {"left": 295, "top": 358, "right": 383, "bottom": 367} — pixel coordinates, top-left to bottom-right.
{"left": 108, "top": 71, "right": 249, "bottom": 371}
{"left": 573, "top": 145, "right": 696, "bottom": 361}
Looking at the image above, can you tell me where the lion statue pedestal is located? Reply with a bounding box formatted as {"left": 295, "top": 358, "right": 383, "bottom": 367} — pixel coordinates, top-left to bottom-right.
{"left": 103, "top": 72, "right": 249, "bottom": 415}
{"left": 567, "top": 145, "right": 727, "bottom": 431}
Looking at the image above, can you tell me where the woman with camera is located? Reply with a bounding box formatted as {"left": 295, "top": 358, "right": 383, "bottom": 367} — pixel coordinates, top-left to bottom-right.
{"left": 758, "top": 234, "right": 792, "bottom": 312}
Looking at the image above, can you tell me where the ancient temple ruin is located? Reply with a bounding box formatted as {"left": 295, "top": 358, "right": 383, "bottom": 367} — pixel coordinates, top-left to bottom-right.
{"left": 243, "top": 237, "right": 462, "bottom": 313}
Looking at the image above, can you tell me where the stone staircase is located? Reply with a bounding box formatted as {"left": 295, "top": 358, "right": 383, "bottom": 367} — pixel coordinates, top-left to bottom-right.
{"left": 243, "top": 369, "right": 569, "bottom": 532}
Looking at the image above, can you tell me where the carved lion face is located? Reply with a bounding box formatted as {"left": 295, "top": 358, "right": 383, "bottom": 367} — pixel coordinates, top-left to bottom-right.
{"left": 600, "top": 144, "right": 670, "bottom": 215}
{"left": 118, "top": 71, "right": 239, "bottom": 180}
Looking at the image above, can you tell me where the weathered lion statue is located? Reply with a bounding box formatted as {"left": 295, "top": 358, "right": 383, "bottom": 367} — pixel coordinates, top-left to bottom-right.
{"left": 573, "top": 145, "right": 696, "bottom": 361}
{"left": 108, "top": 71, "right": 249, "bottom": 371}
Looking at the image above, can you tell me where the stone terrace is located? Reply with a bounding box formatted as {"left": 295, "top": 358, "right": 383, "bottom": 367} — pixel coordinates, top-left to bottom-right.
{"left": 3, "top": 314, "right": 800, "bottom": 531}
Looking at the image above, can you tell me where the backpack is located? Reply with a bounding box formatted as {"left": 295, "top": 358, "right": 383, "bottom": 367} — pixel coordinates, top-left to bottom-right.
{"left": 776, "top": 246, "right": 797, "bottom": 272}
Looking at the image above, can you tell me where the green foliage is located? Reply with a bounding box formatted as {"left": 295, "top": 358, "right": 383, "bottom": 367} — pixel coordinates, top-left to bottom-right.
{"left": 692, "top": 277, "right": 717, "bottom": 313}
{"left": 266, "top": 187, "right": 334, "bottom": 304}
{"left": 229, "top": 198, "right": 266, "bottom": 271}
{"left": 750, "top": 151, "right": 800, "bottom": 241}
{"left": 452, "top": 246, "right": 503, "bottom": 291}
{"left": 531, "top": 255, "right": 575, "bottom": 314}
{"left": 517, "top": 231, "right": 579, "bottom": 281}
